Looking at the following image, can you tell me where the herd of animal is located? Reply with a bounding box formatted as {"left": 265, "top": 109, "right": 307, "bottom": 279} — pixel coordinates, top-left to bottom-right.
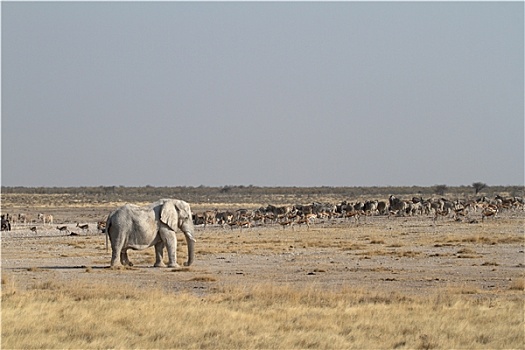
{"left": 1, "top": 194, "right": 522, "bottom": 234}
{"left": 0, "top": 212, "right": 94, "bottom": 235}
{"left": 192, "top": 194, "right": 524, "bottom": 230}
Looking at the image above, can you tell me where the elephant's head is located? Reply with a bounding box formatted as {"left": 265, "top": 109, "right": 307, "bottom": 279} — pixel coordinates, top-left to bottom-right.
{"left": 160, "top": 199, "right": 196, "bottom": 266}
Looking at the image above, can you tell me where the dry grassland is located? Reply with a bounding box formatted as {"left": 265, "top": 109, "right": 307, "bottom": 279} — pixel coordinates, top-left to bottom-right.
{"left": 2, "top": 280, "right": 523, "bottom": 349}
{"left": 1, "top": 191, "right": 524, "bottom": 349}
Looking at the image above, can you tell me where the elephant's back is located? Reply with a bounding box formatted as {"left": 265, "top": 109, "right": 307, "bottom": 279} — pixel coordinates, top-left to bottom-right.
{"left": 108, "top": 204, "right": 159, "bottom": 247}
{"left": 110, "top": 204, "right": 155, "bottom": 229}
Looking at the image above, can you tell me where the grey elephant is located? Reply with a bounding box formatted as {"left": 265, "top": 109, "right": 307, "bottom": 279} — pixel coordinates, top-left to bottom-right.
{"left": 106, "top": 199, "right": 196, "bottom": 268}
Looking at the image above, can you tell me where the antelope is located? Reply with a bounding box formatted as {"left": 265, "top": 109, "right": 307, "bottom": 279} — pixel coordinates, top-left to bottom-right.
{"left": 227, "top": 220, "right": 238, "bottom": 230}
{"left": 453, "top": 207, "right": 468, "bottom": 221}
{"left": 38, "top": 213, "right": 54, "bottom": 225}
{"left": 18, "top": 213, "right": 28, "bottom": 225}
{"left": 433, "top": 209, "right": 448, "bottom": 223}
{"left": 203, "top": 210, "right": 218, "bottom": 227}
{"left": 252, "top": 212, "right": 266, "bottom": 226}
{"left": 305, "top": 213, "right": 317, "bottom": 223}
{"left": 228, "top": 220, "right": 252, "bottom": 231}
{"left": 343, "top": 210, "right": 361, "bottom": 224}
{"left": 236, "top": 220, "right": 252, "bottom": 231}
{"left": 216, "top": 211, "right": 235, "bottom": 228}
{"left": 295, "top": 213, "right": 316, "bottom": 230}
{"left": 279, "top": 219, "right": 294, "bottom": 230}
{"left": 294, "top": 216, "right": 309, "bottom": 229}
{"left": 57, "top": 226, "right": 69, "bottom": 234}
{"left": 481, "top": 206, "right": 498, "bottom": 221}
{"left": 76, "top": 223, "right": 89, "bottom": 232}
{"left": 97, "top": 221, "right": 106, "bottom": 233}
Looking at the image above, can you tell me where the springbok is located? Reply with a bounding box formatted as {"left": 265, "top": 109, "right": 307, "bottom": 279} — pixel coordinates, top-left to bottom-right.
{"left": 279, "top": 219, "right": 294, "bottom": 230}
{"left": 76, "top": 223, "right": 89, "bottom": 232}
{"left": 481, "top": 206, "right": 498, "bottom": 221}
{"left": 57, "top": 226, "right": 69, "bottom": 234}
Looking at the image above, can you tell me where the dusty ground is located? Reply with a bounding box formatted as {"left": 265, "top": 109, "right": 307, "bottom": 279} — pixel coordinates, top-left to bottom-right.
{"left": 2, "top": 205, "right": 524, "bottom": 299}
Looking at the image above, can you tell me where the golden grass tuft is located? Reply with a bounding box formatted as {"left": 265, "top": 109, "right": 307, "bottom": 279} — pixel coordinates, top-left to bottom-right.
{"left": 1, "top": 273, "right": 17, "bottom": 297}
{"left": 509, "top": 277, "right": 524, "bottom": 291}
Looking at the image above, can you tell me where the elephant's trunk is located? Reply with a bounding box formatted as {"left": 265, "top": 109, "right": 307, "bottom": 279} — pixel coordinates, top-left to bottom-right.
{"left": 184, "top": 233, "right": 195, "bottom": 266}
{"left": 182, "top": 221, "right": 196, "bottom": 266}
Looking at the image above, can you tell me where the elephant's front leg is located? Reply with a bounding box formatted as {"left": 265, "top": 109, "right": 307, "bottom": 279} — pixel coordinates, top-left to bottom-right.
{"left": 154, "top": 241, "right": 166, "bottom": 267}
{"left": 159, "top": 227, "right": 179, "bottom": 268}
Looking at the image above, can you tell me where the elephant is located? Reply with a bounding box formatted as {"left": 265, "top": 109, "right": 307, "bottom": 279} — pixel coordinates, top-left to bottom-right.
{"left": 106, "top": 199, "right": 196, "bottom": 268}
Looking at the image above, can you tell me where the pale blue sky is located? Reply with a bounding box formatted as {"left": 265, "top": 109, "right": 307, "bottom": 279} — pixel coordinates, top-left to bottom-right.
{"left": 2, "top": 2, "right": 523, "bottom": 187}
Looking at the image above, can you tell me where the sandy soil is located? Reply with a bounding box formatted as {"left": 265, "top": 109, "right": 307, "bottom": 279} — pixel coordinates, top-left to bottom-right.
{"left": 2, "top": 206, "right": 524, "bottom": 299}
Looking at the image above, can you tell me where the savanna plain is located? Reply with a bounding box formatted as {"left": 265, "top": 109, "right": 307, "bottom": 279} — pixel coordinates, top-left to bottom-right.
{"left": 1, "top": 186, "right": 524, "bottom": 349}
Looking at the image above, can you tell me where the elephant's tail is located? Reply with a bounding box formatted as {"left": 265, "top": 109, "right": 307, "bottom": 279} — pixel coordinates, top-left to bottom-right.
{"left": 105, "top": 216, "right": 111, "bottom": 253}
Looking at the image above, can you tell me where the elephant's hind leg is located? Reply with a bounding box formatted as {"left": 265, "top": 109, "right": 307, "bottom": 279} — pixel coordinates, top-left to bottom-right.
{"left": 111, "top": 245, "right": 121, "bottom": 267}
{"left": 111, "top": 253, "right": 119, "bottom": 267}
{"left": 121, "top": 249, "right": 133, "bottom": 266}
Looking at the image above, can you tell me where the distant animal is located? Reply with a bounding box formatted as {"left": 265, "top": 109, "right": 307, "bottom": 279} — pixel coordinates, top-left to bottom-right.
{"left": 18, "top": 213, "right": 28, "bottom": 225}
{"left": 1, "top": 215, "right": 11, "bottom": 231}
{"left": 279, "top": 219, "right": 294, "bottom": 230}
{"left": 389, "top": 195, "right": 408, "bottom": 215}
{"left": 203, "top": 209, "right": 218, "bottom": 227}
{"left": 76, "top": 223, "right": 89, "bottom": 232}
{"left": 57, "top": 226, "right": 69, "bottom": 234}
{"left": 30, "top": 226, "right": 37, "bottom": 234}
{"left": 97, "top": 221, "right": 106, "bottom": 233}
{"left": 38, "top": 213, "right": 54, "bottom": 225}
{"left": 377, "top": 201, "right": 388, "bottom": 215}
{"left": 481, "top": 206, "right": 498, "bottom": 221}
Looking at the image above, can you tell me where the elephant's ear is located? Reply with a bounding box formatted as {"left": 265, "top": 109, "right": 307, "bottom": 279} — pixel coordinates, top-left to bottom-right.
{"left": 160, "top": 201, "right": 179, "bottom": 231}
{"left": 173, "top": 200, "right": 191, "bottom": 219}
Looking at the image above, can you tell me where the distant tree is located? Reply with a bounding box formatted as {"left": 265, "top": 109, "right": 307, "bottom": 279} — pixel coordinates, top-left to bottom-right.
{"left": 434, "top": 184, "right": 448, "bottom": 196}
{"left": 472, "top": 182, "right": 487, "bottom": 195}
{"left": 220, "top": 186, "right": 232, "bottom": 193}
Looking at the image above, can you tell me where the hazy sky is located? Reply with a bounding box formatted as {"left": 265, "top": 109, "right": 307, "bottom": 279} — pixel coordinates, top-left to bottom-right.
{"left": 2, "top": 2, "right": 523, "bottom": 187}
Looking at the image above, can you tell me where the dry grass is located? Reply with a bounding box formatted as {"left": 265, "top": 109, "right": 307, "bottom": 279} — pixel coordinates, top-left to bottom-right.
{"left": 509, "top": 277, "right": 524, "bottom": 291}
{"left": 2, "top": 280, "right": 523, "bottom": 349}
